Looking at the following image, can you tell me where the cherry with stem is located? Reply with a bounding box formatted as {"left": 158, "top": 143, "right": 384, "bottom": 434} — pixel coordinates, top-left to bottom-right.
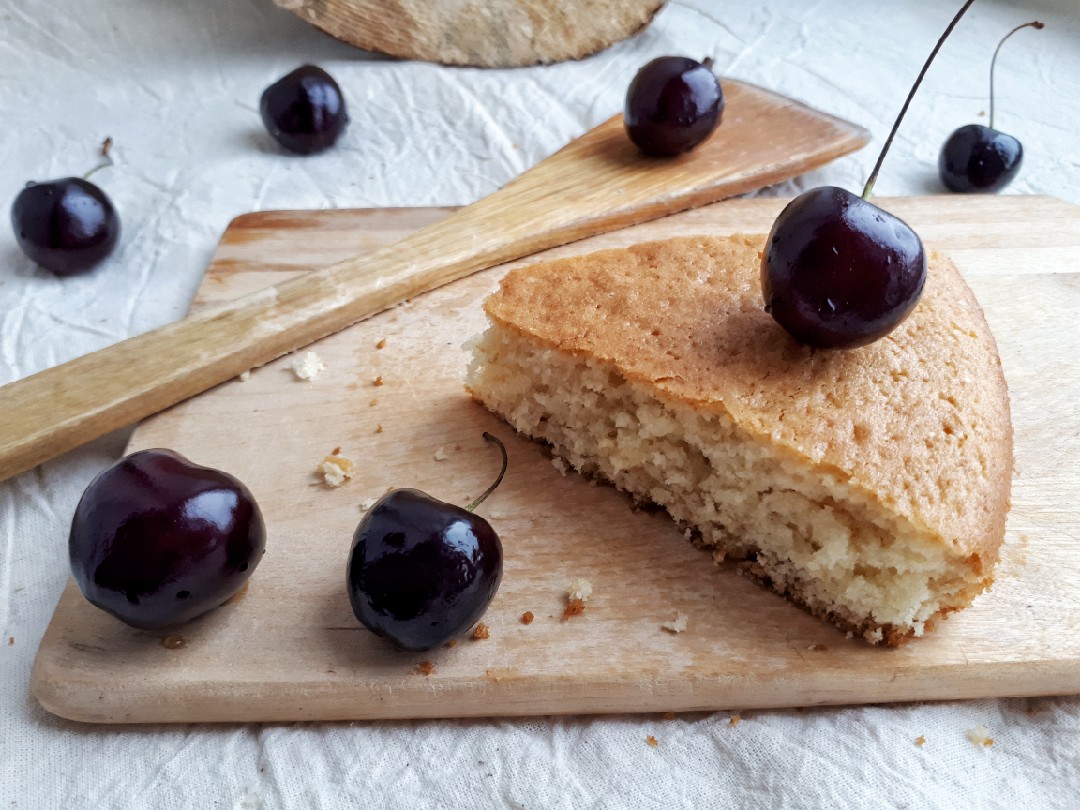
{"left": 761, "top": 0, "right": 976, "bottom": 350}
{"left": 347, "top": 433, "right": 508, "bottom": 652}
{"left": 10, "top": 137, "right": 121, "bottom": 277}
{"left": 939, "top": 20, "right": 1044, "bottom": 193}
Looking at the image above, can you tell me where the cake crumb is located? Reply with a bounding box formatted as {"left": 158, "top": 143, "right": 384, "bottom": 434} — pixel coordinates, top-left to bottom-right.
{"left": 320, "top": 455, "right": 355, "bottom": 487}
{"left": 237, "top": 370, "right": 251, "bottom": 382}
{"left": 645, "top": 735, "right": 658, "bottom": 748}
{"left": 661, "top": 612, "right": 688, "bottom": 634}
{"left": 915, "top": 736, "right": 926, "bottom": 747}
{"left": 521, "top": 611, "right": 534, "bottom": 625}
{"left": 375, "top": 425, "right": 384, "bottom": 434}
{"left": 416, "top": 660, "right": 435, "bottom": 676}
{"left": 373, "top": 376, "right": 384, "bottom": 387}
{"left": 376, "top": 339, "right": 387, "bottom": 350}
{"left": 551, "top": 456, "right": 569, "bottom": 476}
{"left": 562, "top": 599, "right": 586, "bottom": 621}
{"left": 331, "top": 446, "right": 341, "bottom": 456}
{"left": 562, "top": 578, "right": 592, "bottom": 621}
{"left": 471, "top": 623, "right": 490, "bottom": 640}
{"left": 360, "top": 497, "right": 376, "bottom": 511}
{"left": 433, "top": 447, "right": 448, "bottom": 461}
{"left": 864, "top": 628, "right": 884, "bottom": 645}
{"left": 445, "top": 639, "right": 457, "bottom": 649}
{"left": 567, "top": 578, "right": 593, "bottom": 602}
{"left": 369, "top": 399, "right": 379, "bottom": 407}
{"left": 729, "top": 714, "right": 742, "bottom": 728}
{"left": 807, "top": 643, "right": 827, "bottom": 652}
{"left": 291, "top": 351, "right": 325, "bottom": 381}
{"left": 966, "top": 725, "right": 994, "bottom": 747}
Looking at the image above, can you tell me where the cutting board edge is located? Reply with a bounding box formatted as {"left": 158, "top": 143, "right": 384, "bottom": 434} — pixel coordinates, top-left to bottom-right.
{"left": 32, "top": 652, "right": 1080, "bottom": 725}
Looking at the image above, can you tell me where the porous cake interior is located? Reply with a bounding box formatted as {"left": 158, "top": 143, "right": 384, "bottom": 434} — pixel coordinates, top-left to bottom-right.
{"left": 467, "top": 327, "right": 984, "bottom": 645}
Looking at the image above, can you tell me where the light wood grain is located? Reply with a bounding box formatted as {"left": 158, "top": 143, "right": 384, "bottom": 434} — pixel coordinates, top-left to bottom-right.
{"left": 32, "top": 195, "right": 1080, "bottom": 724}
{"left": 273, "top": 0, "right": 666, "bottom": 67}
{"left": 0, "top": 81, "right": 868, "bottom": 483}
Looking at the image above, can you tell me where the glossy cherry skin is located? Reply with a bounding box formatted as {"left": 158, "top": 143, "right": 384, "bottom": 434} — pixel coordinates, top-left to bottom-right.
{"left": 260, "top": 65, "right": 348, "bottom": 155}
{"left": 624, "top": 56, "right": 723, "bottom": 157}
{"left": 11, "top": 177, "right": 119, "bottom": 276}
{"left": 939, "top": 124, "right": 1022, "bottom": 192}
{"left": 761, "top": 186, "right": 927, "bottom": 349}
{"left": 347, "top": 489, "right": 503, "bottom": 652}
{"left": 69, "top": 449, "right": 266, "bottom": 630}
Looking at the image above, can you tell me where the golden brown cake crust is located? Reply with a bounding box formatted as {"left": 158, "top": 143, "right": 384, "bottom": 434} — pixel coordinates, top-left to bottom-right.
{"left": 484, "top": 233, "right": 1013, "bottom": 569}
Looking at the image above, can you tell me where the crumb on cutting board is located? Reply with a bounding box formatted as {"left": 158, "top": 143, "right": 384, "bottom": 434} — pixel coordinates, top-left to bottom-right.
{"left": 562, "top": 599, "right": 586, "bottom": 620}
{"left": 373, "top": 376, "right": 384, "bottom": 386}
{"left": 376, "top": 338, "right": 387, "bottom": 349}
{"left": 521, "top": 611, "right": 534, "bottom": 625}
{"left": 551, "top": 457, "right": 569, "bottom": 476}
{"left": 561, "top": 578, "right": 592, "bottom": 621}
{"left": 434, "top": 447, "right": 447, "bottom": 462}
{"left": 291, "top": 351, "right": 326, "bottom": 381}
{"left": 237, "top": 370, "right": 251, "bottom": 382}
{"left": 471, "top": 623, "right": 490, "bottom": 640}
{"left": 966, "top": 725, "right": 994, "bottom": 747}
{"left": 567, "top": 578, "right": 593, "bottom": 602}
{"left": 320, "top": 455, "right": 355, "bottom": 487}
{"left": 661, "top": 612, "right": 688, "bottom": 634}
{"left": 416, "top": 661, "right": 435, "bottom": 676}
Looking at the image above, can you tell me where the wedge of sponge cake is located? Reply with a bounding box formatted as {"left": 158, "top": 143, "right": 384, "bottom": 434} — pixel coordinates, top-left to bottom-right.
{"left": 466, "top": 234, "right": 1013, "bottom": 645}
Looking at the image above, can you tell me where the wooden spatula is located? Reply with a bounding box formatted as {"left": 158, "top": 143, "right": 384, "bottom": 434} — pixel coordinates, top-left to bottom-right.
{"left": 0, "top": 80, "right": 868, "bottom": 482}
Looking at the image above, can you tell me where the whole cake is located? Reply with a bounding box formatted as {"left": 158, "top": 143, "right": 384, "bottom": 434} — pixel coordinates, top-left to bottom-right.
{"left": 466, "top": 234, "right": 1013, "bottom": 645}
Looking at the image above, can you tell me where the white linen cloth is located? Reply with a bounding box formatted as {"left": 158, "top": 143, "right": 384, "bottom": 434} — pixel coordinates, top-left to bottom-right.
{"left": 3, "top": 1, "right": 1079, "bottom": 806}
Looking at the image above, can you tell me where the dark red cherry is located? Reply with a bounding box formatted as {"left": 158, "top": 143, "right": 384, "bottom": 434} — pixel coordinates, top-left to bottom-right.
{"left": 11, "top": 177, "right": 119, "bottom": 276}
{"left": 939, "top": 124, "right": 1022, "bottom": 192}
{"left": 938, "top": 21, "right": 1042, "bottom": 194}
{"left": 624, "top": 56, "right": 723, "bottom": 157}
{"left": 761, "top": 0, "right": 976, "bottom": 348}
{"left": 260, "top": 64, "right": 348, "bottom": 155}
{"left": 347, "top": 434, "right": 506, "bottom": 652}
{"left": 761, "top": 186, "right": 926, "bottom": 348}
{"left": 69, "top": 449, "right": 266, "bottom": 630}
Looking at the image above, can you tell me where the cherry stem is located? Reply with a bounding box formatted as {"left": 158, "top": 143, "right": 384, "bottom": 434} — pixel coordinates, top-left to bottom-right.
{"left": 465, "top": 432, "right": 508, "bottom": 513}
{"left": 82, "top": 137, "right": 115, "bottom": 181}
{"left": 989, "top": 21, "right": 1043, "bottom": 129}
{"left": 862, "top": 0, "right": 977, "bottom": 201}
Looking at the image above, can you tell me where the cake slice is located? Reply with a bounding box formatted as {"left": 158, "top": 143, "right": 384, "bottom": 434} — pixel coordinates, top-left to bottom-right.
{"left": 466, "top": 234, "right": 1013, "bottom": 645}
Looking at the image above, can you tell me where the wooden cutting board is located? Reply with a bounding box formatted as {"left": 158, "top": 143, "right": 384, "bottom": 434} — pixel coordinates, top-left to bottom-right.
{"left": 33, "top": 195, "right": 1080, "bottom": 724}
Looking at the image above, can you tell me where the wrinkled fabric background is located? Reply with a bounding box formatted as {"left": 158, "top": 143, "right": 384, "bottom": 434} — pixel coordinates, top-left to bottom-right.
{"left": 2, "top": 1, "right": 1079, "bottom": 807}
